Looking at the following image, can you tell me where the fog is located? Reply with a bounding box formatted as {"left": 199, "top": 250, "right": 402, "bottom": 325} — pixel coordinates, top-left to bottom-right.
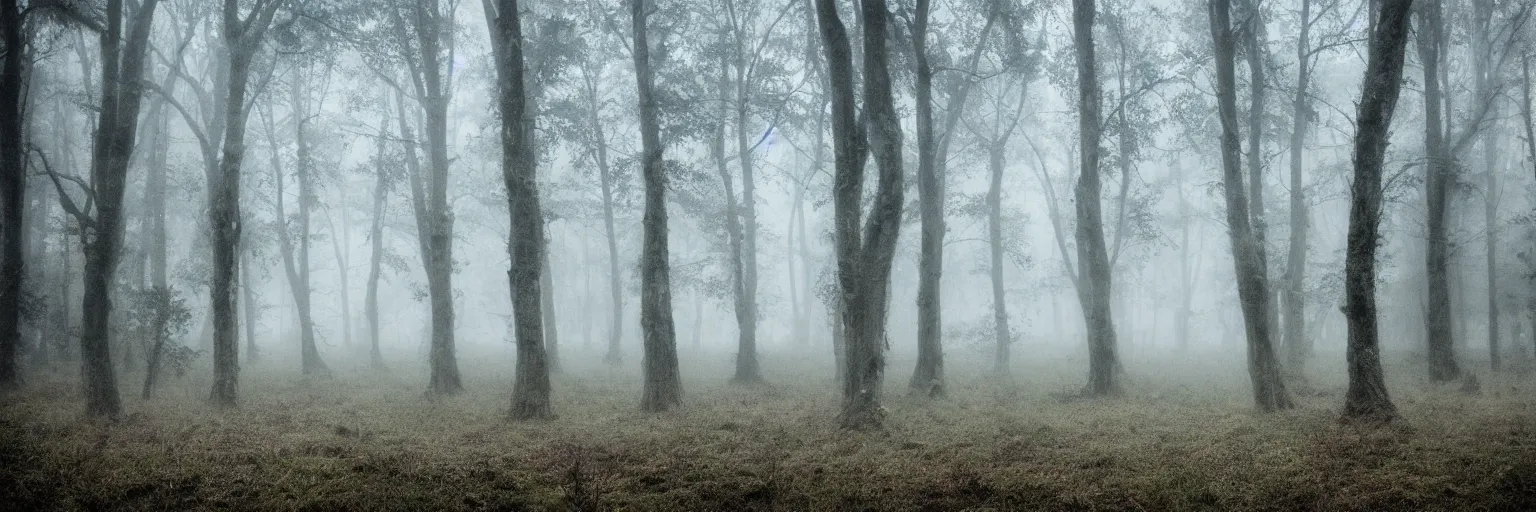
{"left": 3, "top": 0, "right": 1536, "bottom": 508}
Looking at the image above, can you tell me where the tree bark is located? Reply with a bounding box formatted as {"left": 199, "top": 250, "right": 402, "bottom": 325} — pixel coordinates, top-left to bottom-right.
{"left": 1341, "top": 0, "right": 1413, "bottom": 423}
{"left": 1415, "top": 0, "right": 1459, "bottom": 383}
{"left": 488, "top": 0, "right": 552, "bottom": 420}
{"left": 1072, "top": 0, "right": 1121, "bottom": 397}
{"left": 1211, "top": 0, "right": 1292, "bottom": 412}
{"left": 0, "top": 0, "right": 26, "bottom": 390}
{"left": 632, "top": 0, "right": 682, "bottom": 413}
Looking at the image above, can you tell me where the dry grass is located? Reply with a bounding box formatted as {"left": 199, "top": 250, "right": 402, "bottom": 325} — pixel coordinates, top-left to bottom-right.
{"left": 3, "top": 347, "right": 1535, "bottom": 511}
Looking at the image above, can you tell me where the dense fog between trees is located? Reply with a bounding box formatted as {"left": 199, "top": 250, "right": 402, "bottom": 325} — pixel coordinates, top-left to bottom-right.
{"left": 3, "top": 0, "right": 1536, "bottom": 507}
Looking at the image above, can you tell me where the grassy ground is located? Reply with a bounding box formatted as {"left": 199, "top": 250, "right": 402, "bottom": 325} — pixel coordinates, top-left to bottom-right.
{"left": 2, "top": 347, "right": 1535, "bottom": 511}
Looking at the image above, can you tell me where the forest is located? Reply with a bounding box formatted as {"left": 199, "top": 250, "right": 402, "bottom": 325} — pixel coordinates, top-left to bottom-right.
{"left": 2, "top": 0, "right": 1536, "bottom": 509}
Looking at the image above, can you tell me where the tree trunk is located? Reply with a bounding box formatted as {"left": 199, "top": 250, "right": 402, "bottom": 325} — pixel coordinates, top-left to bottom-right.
{"left": 712, "top": 57, "right": 753, "bottom": 384}
{"left": 730, "top": 19, "right": 763, "bottom": 386}
{"left": 489, "top": 0, "right": 552, "bottom": 420}
{"left": 404, "top": 0, "right": 463, "bottom": 397}
{"left": 211, "top": 0, "right": 285, "bottom": 408}
{"left": 1473, "top": 0, "right": 1498, "bottom": 372}
{"left": 1282, "top": 0, "right": 1313, "bottom": 376}
{"left": 910, "top": 0, "right": 944, "bottom": 397}
{"left": 583, "top": 63, "right": 625, "bottom": 367}
{"left": 632, "top": 0, "right": 682, "bottom": 413}
{"left": 1072, "top": 0, "right": 1121, "bottom": 397}
{"left": 817, "top": 0, "right": 904, "bottom": 430}
{"left": 1342, "top": 0, "right": 1413, "bottom": 423}
{"left": 291, "top": 73, "right": 328, "bottom": 376}
{"left": 241, "top": 248, "right": 258, "bottom": 363}
{"left": 366, "top": 123, "right": 388, "bottom": 369}
{"left": 0, "top": 0, "right": 26, "bottom": 390}
{"left": 78, "top": 0, "right": 161, "bottom": 418}
{"left": 1242, "top": 0, "right": 1277, "bottom": 347}
{"left": 1211, "top": 0, "right": 1292, "bottom": 412}
{"left": 325, "top": 204, "right": 352, "bottom": 352}
{"left": 540, "top": 231, "right": 560, "bottom": 373}
{"left": 1415, "top": 0, "right": 1459, "bottom": 383}
{"left": 1176, "top": 167, "right": 1196, "bottom": 351}
{"left": 987, "top": 145, "right": 1012, "bottom": 377}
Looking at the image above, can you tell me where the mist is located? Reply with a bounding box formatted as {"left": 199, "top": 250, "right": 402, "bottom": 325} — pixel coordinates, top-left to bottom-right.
{"left": 3, "top": 0, "right": 1536, "bottom": 508}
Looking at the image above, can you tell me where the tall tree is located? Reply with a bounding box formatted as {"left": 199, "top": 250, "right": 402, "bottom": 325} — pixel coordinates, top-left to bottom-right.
{"left": 486, "top": 0, "right": 552, "bottom": 420}
{"left": 0, "top": 0, "right": 27, "bottom": 390}
{"left": 260, "top": 70, "right": 330, "bottom": 377}
{"left": 383, "top": 0, "right": 463, "bottom": 396}
{"left": 1341, "top": 0, "right": 1414, "bottom": 423}
{"left": 1283, "top": 0, "right": 1319, "bottom": 376}
{"left": 575, "top": 52, "right": 626, "bottom": 366}
{"left": 909, "top": 0, "right": 942, "bottom": 397}
{"left": 364, "top": 121, "right": 390, "bottom": 369}
{"left": 210, "top": 0, "right": 286, "bottom": 407}
{"left": 816, "top": 0, "right": 904, "bottom": 430}
{"left": 1414, "top": 0, "right": 1459, "bottom": 383}
{"left": 74, "top": 0, "right": 162, "bottom": 417}
{"left": 632, "top": 0, "right": 682, "bottom": 413}
{"left": 1240, "top": 0, "right": 1274, "bottom": 339}
{"left": 1210, "top": 0, "right": 1292, "bottom": 412}
{"left": 1071, "top": 0, "right": 1119, "bottom": 396}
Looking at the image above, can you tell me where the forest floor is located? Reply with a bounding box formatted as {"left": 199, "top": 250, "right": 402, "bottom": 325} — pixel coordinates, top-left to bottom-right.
{"left": 3, "top": 347, "right": 1536, "bottom": 511}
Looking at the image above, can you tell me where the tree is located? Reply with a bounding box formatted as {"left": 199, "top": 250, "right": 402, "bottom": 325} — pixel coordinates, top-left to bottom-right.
{"left": 1414, "top": 0, "right": 1458, "bottom": 383}
{"left": 907, "top": 0, "right": 1001, "bottom": 394}
{"left": 486, "top": 0, "right": 553, "bottom": 420}
{"left": 574, "top": 45, "right": 628, "bottom": 366}
{"left": 210, "top": 0, "right": 286, "bottom": 407}
{"left": 910, "top": 0, "right": 940, "bottom": 397}
{"left": 1071, "top": 0, "right": 1119, "bottom": 397}
{"left": 366, "top": 0, "right": 465, "bottom": 396}
{"left": 0, "top": 0, "right": 27, "bottom": 390}
{"left": 1282, "top": 0, "right": 1331, "bottom": 377}
{"left": 816, "top": 0, "right": 904, "bottom": 430}
{"left": 1341, "top": 0, "right": 1414, "bottom": 423}
{"left": 259, "top": 70, "right": 330, "bottom": 377}
{"left": 632, "top": 0, "right": 682, "bottom": 413}
{"left": 364, "top": 122, "right": 390, "bottom": 369}
{"left": 70, "top": 0, "right": 163, "bottom": 418}
{"left": 1210, "top": 0, "right": 1292, "bottom": 413}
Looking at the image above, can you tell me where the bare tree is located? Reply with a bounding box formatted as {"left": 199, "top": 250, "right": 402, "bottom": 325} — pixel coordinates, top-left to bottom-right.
{"left": 1341, "top": 0, "right": 1414, "bottom": 423}
{"left": 1210, "top": 0, "right": 1292, "bottom": 413}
